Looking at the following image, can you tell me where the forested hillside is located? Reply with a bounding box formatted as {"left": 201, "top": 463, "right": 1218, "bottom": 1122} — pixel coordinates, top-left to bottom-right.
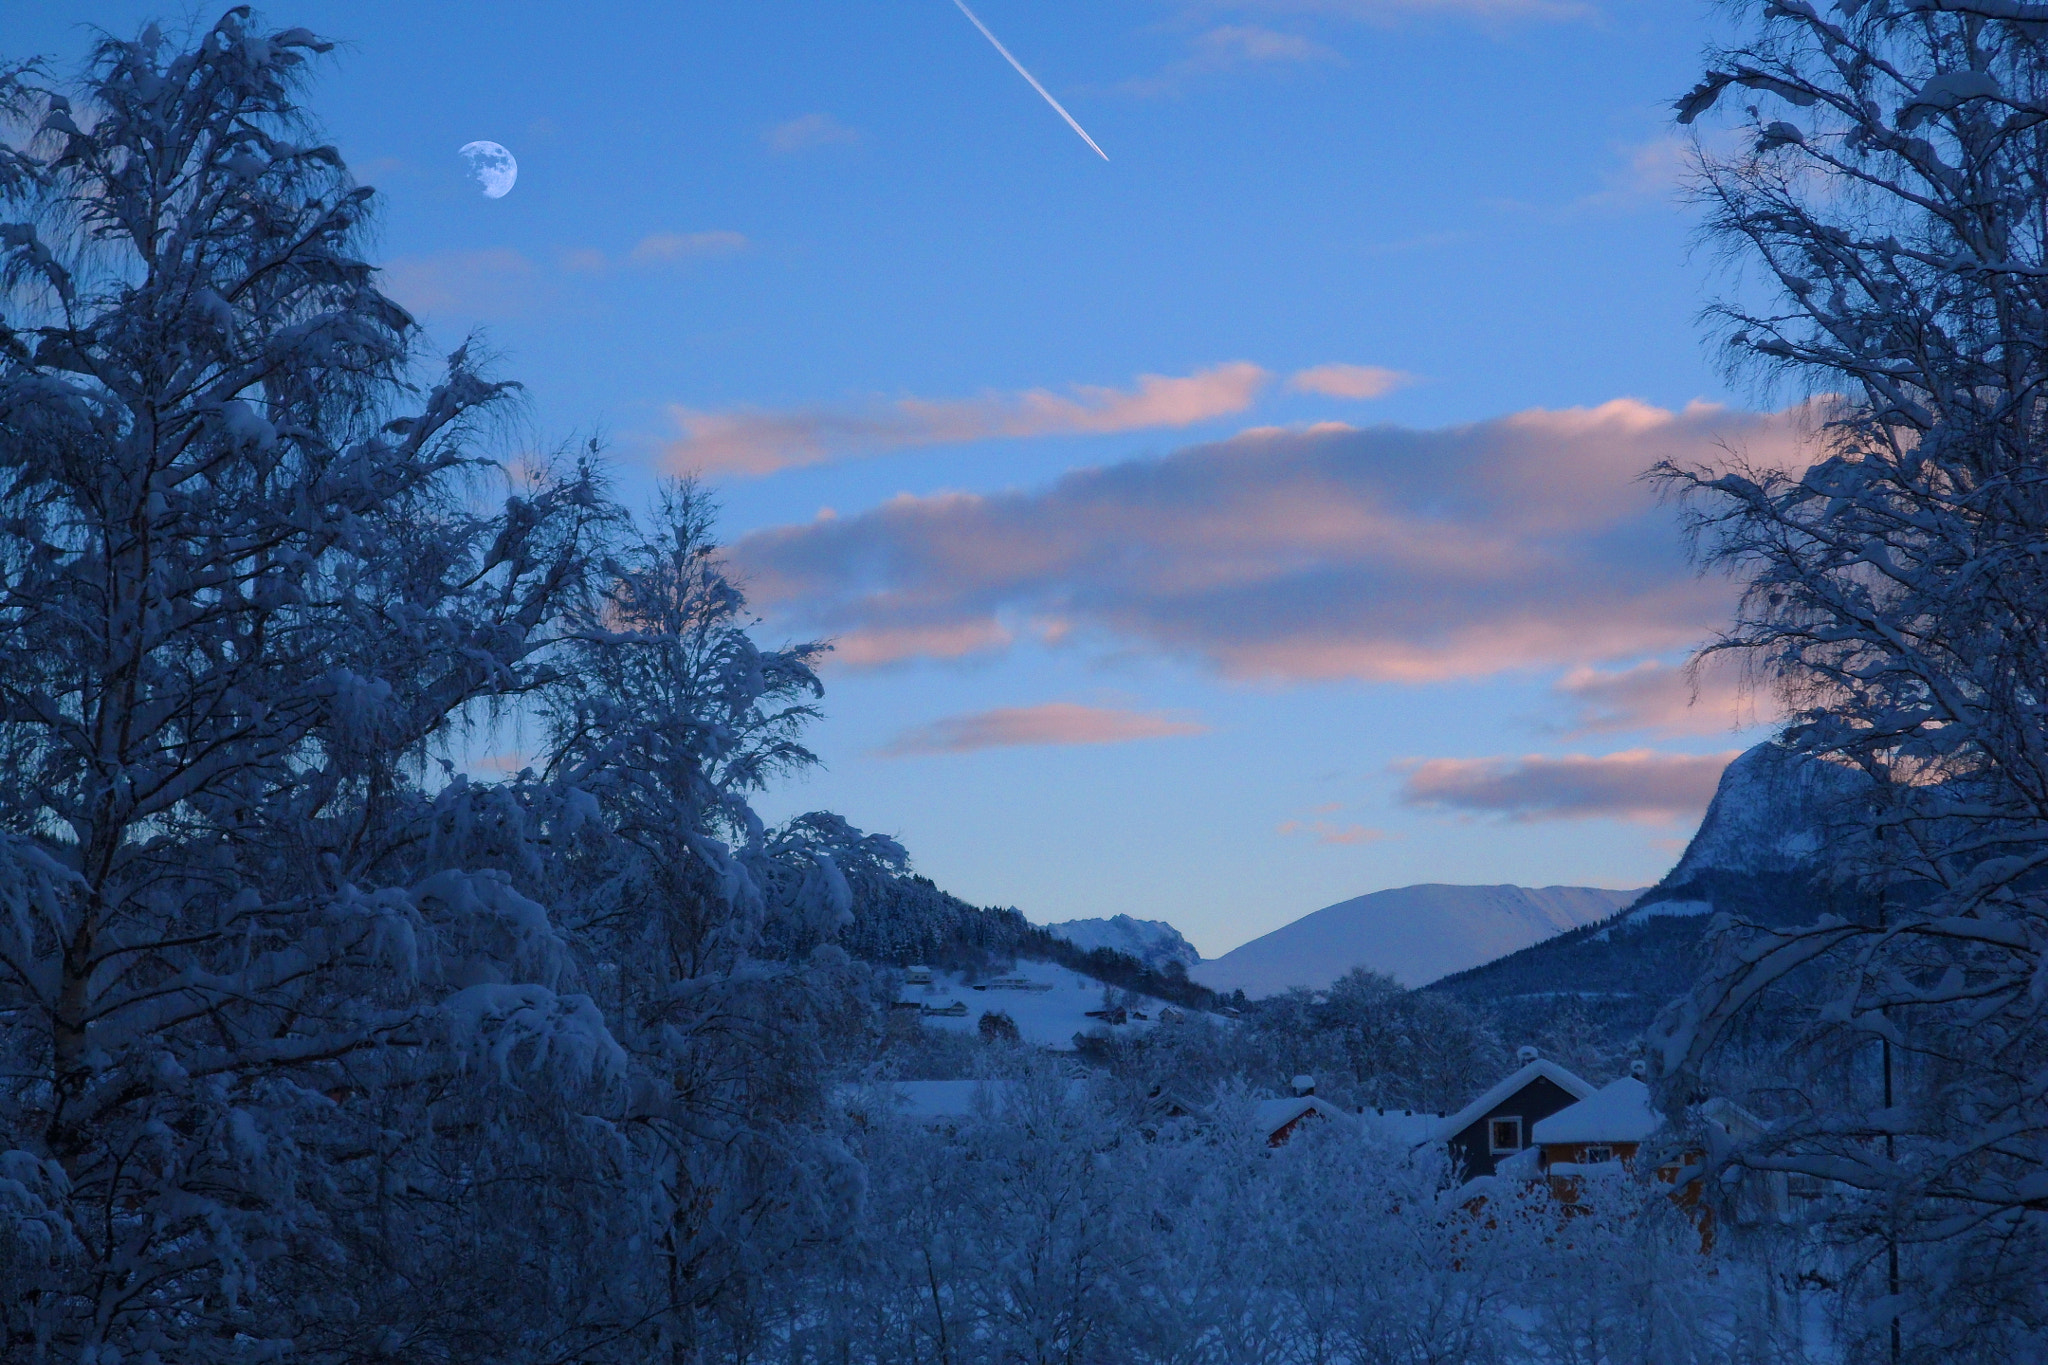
{"left": 840, "top": 867, "right": 1218, "bottom": 1009}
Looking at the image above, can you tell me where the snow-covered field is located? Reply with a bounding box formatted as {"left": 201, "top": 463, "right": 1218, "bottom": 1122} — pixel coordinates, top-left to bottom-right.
{"left": 901, "top": 959, "right": 1181, "bottom": 1047}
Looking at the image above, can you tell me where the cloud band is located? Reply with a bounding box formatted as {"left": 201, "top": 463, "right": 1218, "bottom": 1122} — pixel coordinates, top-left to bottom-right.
{"left": 878, "top": 702, "right": 1208, "bottom": 756}
{"left": 1395, "top": 748, "right": 1739, "bottom": 822}
{"left": 730, "top": 398, "right": 1809, "bottom": 683}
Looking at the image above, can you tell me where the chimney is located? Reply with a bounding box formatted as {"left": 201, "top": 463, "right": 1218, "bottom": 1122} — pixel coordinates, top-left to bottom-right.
{"left": 1291, "top": 1074, "right": 1315, "bottom": 1097}
{"left": 1516, "top": 1045, "right": 1540, "bottom": 1065}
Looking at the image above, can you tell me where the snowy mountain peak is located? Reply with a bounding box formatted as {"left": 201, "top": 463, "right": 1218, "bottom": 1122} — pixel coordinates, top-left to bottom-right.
{"left": 1191, "top": 883, "right": 1644, "bottom": 996}
{"left": 1043, "top": 914, "right": 1203, "bottom": 971}
{"left": 1617, "top": 741, "right": 1874, "bottom": 925}
{"left": 1660, "top": 741, "right": 1870, "bottom": 885}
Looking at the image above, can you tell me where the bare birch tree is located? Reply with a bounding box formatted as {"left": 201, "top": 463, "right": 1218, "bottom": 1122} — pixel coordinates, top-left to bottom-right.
{"left": 1653, "top": 3, "right": 2048, "bottom": 1357}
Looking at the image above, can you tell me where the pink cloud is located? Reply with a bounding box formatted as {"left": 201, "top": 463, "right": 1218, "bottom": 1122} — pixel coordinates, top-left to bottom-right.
{"left": 831, "top": 619, "right": 1014, "bottom": 667}
{"left": 1553, "top": 658, "right": 1769, "bottom": 736}
{"left": 663, "top": 362, "right": 1271, "bottom": 477}
{"left": 878, "top": 703, "right": 1208, "bottom": 756}
{"left": 630, "top": 230, "right": 749, "bottom": 263}
{"left": 1395, "top": 749, "right": 1740, "bottom": 823}
{"left": 764, "top": 113, "right": 863, "bottom": 153}
{"left": 1287, "top": 363, "right": 1412, "bottom": 399}
{"left": 1275, "top": 817, "right": 1389, "bottom": 845}
{"left": 730, "top": 398, "right": 1812, "bottom": 682}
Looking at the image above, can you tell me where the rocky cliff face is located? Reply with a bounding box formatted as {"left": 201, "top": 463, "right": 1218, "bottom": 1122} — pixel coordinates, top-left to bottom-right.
{"left": 1428, "top": 741, "right": 1873, "bottom": 1048}
{"left": 1628, "top": 740, "right": 1871, "bottom": 919}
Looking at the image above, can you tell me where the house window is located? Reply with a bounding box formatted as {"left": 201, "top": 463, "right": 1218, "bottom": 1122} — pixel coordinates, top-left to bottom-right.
{"left": 1488, "top": 1117, "right": 1522, "bottom": 1153}
{"left": 1583, "top": 1145, "right": 1615, "bottom": 1164}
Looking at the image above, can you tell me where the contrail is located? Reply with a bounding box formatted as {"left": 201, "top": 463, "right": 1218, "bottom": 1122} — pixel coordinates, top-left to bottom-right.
{"left": 950, "top": 0, "right": 1109, "bottom": 161}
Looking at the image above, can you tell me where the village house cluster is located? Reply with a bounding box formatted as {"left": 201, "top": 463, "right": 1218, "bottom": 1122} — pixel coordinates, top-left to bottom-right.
{"left": 843, "top": 1040, "right": 1792, "bottom": 1228}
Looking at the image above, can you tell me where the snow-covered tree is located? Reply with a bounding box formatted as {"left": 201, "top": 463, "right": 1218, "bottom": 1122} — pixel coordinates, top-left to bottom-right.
{"left": 0, "top": 15, "right": 899, "bottom": 1361}
{"left": 1654, "top": 3, "right": 2048, "bottom": 1357}
{"left": 501, "top": 483, "right": 888, "bottom": 1353}
{"left": 768, "top": 1073, "right": 1804, "bottom": 1365}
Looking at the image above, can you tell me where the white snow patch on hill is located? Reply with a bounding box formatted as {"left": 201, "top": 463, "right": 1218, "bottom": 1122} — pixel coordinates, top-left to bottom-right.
{"left": 1191, "top": 884, "right": 1645, "bottom": 996}
{"left": 1626, "top": 898, "right": 1713, "bottom": 921}
{"left": 903, "top": 959, "right": 1183, "bottom": 1048}
{"left": 1042, "top": 914, "right": 1201, "bottom": 970}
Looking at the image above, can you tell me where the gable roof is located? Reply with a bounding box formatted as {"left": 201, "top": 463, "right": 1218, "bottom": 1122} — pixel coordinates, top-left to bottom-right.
{"left": 1531, "top": 1076, "right": 1660, "bottom": 1144}
{"left": 1253, "top": 1094, "right": 1354, "bottom": 1139}
{"left": 1698, "top": 1095, "right": 1769, "bottom": 1143}
{"left": 1432, "top": 1058, "right": 1594, "bottom": 1143}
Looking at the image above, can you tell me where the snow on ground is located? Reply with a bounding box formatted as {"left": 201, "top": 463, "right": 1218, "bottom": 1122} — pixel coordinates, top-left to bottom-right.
{"left": 901, "top": 959, "right": 1181, "bottom": 1048}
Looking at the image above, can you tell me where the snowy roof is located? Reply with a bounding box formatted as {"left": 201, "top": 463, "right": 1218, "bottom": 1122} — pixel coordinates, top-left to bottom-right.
{"left": 1699, "top": 1095, "right": 1769, "bottom": 1142}
{"left": 1253, "top": 1094, "right": 1355, "bottom": 1138}
{"left": 1358, "top": 1107, "right": 1443, "bottom": 1145}
{"left": 1531, "top": 1076, "right": 1660, "bottom": 1145}
{"left": 1432, "top": 1059, "right": 1595, "bottom": 1143}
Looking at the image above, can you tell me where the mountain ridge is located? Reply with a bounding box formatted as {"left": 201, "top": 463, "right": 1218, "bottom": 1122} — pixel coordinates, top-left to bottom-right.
{"left": 1191, "top": 883, "right": 1644, "bottom": 995}
{"left": 1042, "top": 914, "right": 1203, "bottom": 972}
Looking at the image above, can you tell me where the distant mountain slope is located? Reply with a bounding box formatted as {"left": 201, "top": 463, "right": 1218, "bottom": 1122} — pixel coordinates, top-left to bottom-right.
{"left": 1429, "top": 741, "right": 1874, "bottom": 1046}
{"left": 1190, "top": 884, "right": 1644, "bottom": 995}
{"left": 1043, "top": 915, "right": 1202, "bottom": 972}
{"left": 837, "top": 873, "right": 1217, "bottom": 1010}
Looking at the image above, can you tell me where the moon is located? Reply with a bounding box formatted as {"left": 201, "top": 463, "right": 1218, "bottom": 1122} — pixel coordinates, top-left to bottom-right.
{"left": 458, "top": 141, "right": 517, "bottom": 199}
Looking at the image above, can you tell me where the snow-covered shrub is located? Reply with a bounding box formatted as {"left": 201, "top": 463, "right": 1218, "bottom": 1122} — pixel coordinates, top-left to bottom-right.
{"left": 1095, "top": 967, "right": 1507, "bottom": 1117}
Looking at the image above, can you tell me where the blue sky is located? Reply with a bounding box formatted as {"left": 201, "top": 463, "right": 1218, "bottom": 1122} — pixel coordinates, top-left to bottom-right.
{"left": 25, "top": 0, "right": 1786, "bottom": 956}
